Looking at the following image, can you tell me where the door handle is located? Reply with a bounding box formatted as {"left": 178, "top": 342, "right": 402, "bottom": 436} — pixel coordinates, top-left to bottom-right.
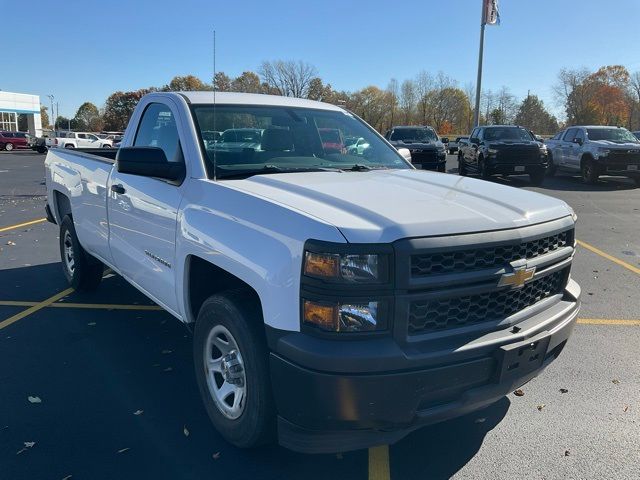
{"left": 111, "top": 184, "right": 125, "bottom": 194}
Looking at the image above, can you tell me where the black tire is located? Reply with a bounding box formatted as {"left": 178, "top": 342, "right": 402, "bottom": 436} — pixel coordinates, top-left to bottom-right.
{"left": 37, "top": 146, "right": 47, "bottom": 154}
{"left": 437, "top": 163, "right": 446, "bottom": 173}
{"left": 546, "top": 153, "right": 557, "bottom": 177}
{"left": 59, "top": 216, "right": 103, "bottom": 291}
{"left": 581, "top": 157, "right": 599, "bottom": 184}
{"left": 479, "top": 157, "right": 491, "bottom": 180}
{"left": 5, "top": 143, "right": 14, "bottom": 152}
{"left": 65, "top": 144, "right": 75, "bottom": 149}
{"left": 193, "top": 291, "right": 275, "bottom": 449}
{"left": 458, "top": 155, "right": 467, "bottom": 176}
{"left": 529, "top": 168, "right": 546, "bottom": 186}
{"left": 632, "top": 176, "right": 640, "bottom": 187}
{"left": 102, "top": 144, "right": 111, "bottom": 148}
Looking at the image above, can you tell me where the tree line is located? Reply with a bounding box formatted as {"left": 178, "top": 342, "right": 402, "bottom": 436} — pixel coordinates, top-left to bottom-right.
{"left": 44, "top": 60, "right": 640, "bottom": 136}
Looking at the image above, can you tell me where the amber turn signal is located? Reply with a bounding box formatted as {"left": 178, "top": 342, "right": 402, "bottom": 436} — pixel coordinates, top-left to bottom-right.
{"left": 303, "top": 300, "right": 339, "bottom": 331}
{"left": 303, "top": 252, "right": 340, "bottom": 278}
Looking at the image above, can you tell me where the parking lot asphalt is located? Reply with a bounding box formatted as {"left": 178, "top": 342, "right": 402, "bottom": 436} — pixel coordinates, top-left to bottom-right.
{"left": 1, "top": 150, "right": 639, "bottom": 480}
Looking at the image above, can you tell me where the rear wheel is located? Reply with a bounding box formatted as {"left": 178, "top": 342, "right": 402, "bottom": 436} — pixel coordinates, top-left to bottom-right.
{"left": 65, "top": 144, "right": 75, "bottom": 149}
{"left": 437, "top": 163, "right": 446, "bottom": 173}
{"left": 5, "top": 143, "right": 14, "bottom": 151}
{"left": 193, "top": 291, "right": 275, "bottom": 448}
{"left": 546, "top": 153, "right": 557, "bottom": 177}
{"left": 632, "top": 175, "right": 640, "bottom": 187}
{"left": 458, "top": 155, "right": 467, "bottom": 176}
{"left": 581, "top": 158, "right": 599, "bottom": 184}
{"left": 479, "top": 157, "right": 491, "bottom": 180}
{"left": 59, "top": 216, "right": 103, "bottom": 291}
{"left": 529, "top": 168, "right": 546, "bottom": 186}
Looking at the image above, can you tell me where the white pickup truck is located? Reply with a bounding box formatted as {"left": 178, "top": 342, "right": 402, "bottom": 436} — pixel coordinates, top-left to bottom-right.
{"left": 47, "top": 131, "right": 113, "bottom": 149}
{"left": 44, "top": 91, "right": 581, "bottom": 453}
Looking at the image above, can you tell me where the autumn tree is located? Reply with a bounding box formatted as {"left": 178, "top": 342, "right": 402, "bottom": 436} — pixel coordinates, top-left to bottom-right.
{"left": 213, "top": 72, "right": 231, "bottom": 91}
{"left": 74, "top": 102, "right": 101, "bottom": 131}
{"left": 347, "top": 86, "right": 393, "bottom": 132}
{"left": 40, "top": 106, "right": 50, "bottom": 129}
{"left": 103, "top": 89, "right": 155, "bottom": 131}
{"left": 230, "top": 71, "right": 263, "bottom": 93}
{"left": 163, "top": 75, "right": 212, "bottom": 91}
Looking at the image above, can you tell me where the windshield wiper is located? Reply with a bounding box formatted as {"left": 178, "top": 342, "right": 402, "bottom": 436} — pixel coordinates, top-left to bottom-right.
{"left": 216, "top": 164, "right": 341, "bottom": 179}
{"left": 342, "top": 164, "right": 388, "bottom": 172}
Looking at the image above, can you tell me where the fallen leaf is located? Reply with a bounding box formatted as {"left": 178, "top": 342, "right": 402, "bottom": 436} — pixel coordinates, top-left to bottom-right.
{"left": 514, "top": 389, "right": 524, "bottom": 397}
{"left": 212, "top": 452, "right": 221, "bottom": 460}
{"left": 537, "top": 404, "right": 545, "bottom": 411}
{"left": 559, "top": 388, "right": 569, "bottom": 394}
{"left": 564, "top": 450, "right": 570, "bottom": 456}
{"left": 612, "top": 379, "right": 620, "bottom": 385}
{"left": 117, "top": 448, "right": 130, "bottom": 454}
{"left": 133, "top": 410, "right": 143, "bottom": 416}
{"left": 24, "top": 442, "right": 35, "bottom": 448}
{"left": 183, "top": 425, "right": 189, "bottom": 437}
{"left": 623, "top": 405, "right": 630, "bottom": 412}
{"left": 28, "top": 396, "right": 42, "bottom": 403}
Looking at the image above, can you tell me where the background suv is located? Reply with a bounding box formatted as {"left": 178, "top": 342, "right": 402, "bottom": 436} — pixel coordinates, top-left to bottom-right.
{"left": 0, "top": 131, "right": 29, "bottom": 151}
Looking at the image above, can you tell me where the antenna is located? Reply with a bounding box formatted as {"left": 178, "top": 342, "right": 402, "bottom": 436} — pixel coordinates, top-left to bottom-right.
{"left": 212, "top": 29, "right": 217, "bottom": 181}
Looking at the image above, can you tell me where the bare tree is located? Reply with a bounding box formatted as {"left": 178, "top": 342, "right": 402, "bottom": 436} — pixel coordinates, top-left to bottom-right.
{"left": 399, "top": 79, "right": 417, "bottom": 124}
{"left": 386, "top": 78, "right": 400, "bottom": 130}
{"left": 259, "top": 60, "right": 318, "bottom": 98}
{"left": 415, "top": 71, "right": 433, "bottom": 125}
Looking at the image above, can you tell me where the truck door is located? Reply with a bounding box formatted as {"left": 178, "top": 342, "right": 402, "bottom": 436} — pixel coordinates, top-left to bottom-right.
{"left": 107, "top": 101, "right": 185, "bottom": 315}
{"left": 568, "top": 129, "right": 585, "bottom": 169}
{"left": 560, "top": 128, "right": 577, "bottom": 167}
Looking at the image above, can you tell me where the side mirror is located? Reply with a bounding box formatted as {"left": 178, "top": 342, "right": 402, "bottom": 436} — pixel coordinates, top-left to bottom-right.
{"left": 116, "top": 147, "right": 185, "bottom": 181}
{"left": 470, "top": 137, "right": 480, "bottom": 145}
{"left": 573, "top": 138, "right": 583, "bottom": 146}
{"left": 397, "top": 147, "right": 412, "bottom": 162}
{"left": 441, "top": 137, "right": 449, "bottom": 144}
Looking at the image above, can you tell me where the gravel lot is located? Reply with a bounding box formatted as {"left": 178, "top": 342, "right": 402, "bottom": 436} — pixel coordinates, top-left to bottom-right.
{"left": 1, "top": 150, "right": 638, "bottom": 480}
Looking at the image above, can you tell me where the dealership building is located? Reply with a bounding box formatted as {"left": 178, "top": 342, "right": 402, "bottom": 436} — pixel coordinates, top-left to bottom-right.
{"left": 0, "top": 91, "right": 43, "bottom": 136}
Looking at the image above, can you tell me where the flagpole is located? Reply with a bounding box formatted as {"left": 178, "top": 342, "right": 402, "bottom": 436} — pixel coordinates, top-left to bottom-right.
{"left": 473, "top": 0, "right": 486, "bottom": 127}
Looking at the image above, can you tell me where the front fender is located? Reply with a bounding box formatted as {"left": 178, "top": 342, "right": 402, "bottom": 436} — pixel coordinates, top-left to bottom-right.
{"left": 175, "top": 178, "right": 345, "bottom": 331}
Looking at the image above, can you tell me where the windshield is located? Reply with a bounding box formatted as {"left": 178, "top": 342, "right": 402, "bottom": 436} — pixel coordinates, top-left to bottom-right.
{"left": 484, "top": 127, "right": 534, "bottom": 142}
{"left": 586, "top": 128, "right": 639, "bottom": 143}
{"left": 192, "top": 105, "right": 411, "bottom": 179}
{"left": 390, "top": 128, "right": 437, "bottom": 142}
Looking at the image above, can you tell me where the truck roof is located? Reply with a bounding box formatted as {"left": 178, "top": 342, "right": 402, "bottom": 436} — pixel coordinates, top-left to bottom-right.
{"left": 570, "top": 125, "right": 625, "bottom": 129}
{"left": 178, "top": 91, "right": 344, "bottom": 112}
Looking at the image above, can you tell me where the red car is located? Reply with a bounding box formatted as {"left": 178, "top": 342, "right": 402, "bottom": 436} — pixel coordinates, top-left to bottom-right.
{"left": 0, "top": 131, "right": 29, "bottom": 151}
{"left": 318, "top": 128, "right": 346, "bottom": 154}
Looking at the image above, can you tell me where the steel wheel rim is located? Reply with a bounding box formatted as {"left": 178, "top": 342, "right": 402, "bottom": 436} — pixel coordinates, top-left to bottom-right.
{"left": 63, "top": 230, "right": 75, "bottom": 275}
{"left": 6, "top": 143, "right": 13, "bottom": 151}
{"left": 204, "top": 324, "right": 246, "bottom": 420}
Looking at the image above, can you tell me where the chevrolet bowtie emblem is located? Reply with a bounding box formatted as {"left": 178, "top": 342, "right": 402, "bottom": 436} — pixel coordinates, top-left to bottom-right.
{"left": 498, "top": 266, "right": 536, "bottom": 288}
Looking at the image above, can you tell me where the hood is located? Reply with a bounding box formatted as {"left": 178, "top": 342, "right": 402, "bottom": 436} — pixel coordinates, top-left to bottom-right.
{"left": 487, "top": 141, "right": 539, "bottom": 148}
{"left": 228, "top": 170, "right": 572, "bottom": 243}
{"left": 591, "top": 140, "right": 640, "bottom": 149}
{"left": 390, "top": 140, "right": 442, "bottom": 150}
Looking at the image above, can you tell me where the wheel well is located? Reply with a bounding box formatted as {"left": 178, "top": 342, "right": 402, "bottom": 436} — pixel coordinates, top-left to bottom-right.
{"left": 581, "top": 154, "right": 594, "bottom": 166}
{"left": 186, "top": 255, "right": 262, "bottom": 323}
{"left": 53, "top": 191, "right": 72, "bottom": 221}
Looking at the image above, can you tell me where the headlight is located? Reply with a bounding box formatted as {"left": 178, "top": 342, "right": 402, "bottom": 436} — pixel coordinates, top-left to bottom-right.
{"left": 303, "top": 251, "right": 388, "bottom": 283}
{"left": 597, "top": 148, "right": 611, "bottom": 157}
{"left": 303, "top": 299, "right": 388, "bottom": 332}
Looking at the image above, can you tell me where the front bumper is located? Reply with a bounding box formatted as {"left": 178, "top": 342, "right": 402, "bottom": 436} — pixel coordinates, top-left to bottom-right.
{"left": 270, "top": 280, "right": 579, "bottom": 453}
{"left": 485, "top": 158, "right": 547, "bottom": 174}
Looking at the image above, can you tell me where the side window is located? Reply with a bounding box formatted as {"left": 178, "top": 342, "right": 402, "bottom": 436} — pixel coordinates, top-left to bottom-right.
{"left": 134, "top": 103, "right": 183, "bottom": 163}
{"left": 476, "top": 128, "right": 484, "bottom": 141}
{"left": 87, "top": 134, "right": 98, "bottom": 141}
{"left": 563, "top": 129, "right": 577, "bottom": 142}
{"left": 574, "top": 129, "right": 585, "bottom": 142}
{"left": 384, "top": 131, "right": 391, "bottom": 139}
{"left": 470, "top": 128, "right": 478, "bottom": 140}
{"left": 77, "top": 133, "right": 87, "bottom": 139}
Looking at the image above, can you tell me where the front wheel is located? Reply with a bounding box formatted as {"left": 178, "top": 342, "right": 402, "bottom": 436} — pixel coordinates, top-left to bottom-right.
{"left": 437, "top": 163, "right": 446, "bottom": 173}
{"left": 59, "top": 216, "right": 104, "bottom": 291}
{"left": 5, "top": 143, "right": 14, "bottom": 151}
{"left": 479, "top": 157, "right": 491, "bottom": 180}
{"left": 193, "top": 291, "right": 275, "bottom": 449}
{"left": 581, "top": 158, "right": 599, "bottom": 184}
{"left": 546, "top": 154, "right": 557, "bottom": 177}
{"left": 458, "top": 155, "right": 467, "bottom": 176}
{"left": 64, "top": 144, "right": 75, "bottom": 149}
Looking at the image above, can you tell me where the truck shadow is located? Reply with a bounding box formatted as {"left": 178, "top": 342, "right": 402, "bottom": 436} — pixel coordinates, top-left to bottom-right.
{"left": 389, "top": 398, "right": 510, "bottom": 480}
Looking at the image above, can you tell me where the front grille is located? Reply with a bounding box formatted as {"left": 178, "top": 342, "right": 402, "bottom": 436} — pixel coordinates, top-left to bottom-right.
{"left": 411, "top": 150, "right": 437, "bottom": 163}
{"left": 496, "top": 148, "right": 540, "bottom": 164}
{"left": 407, "top": 269, "right": 567, "bottom": 335}
{"left": 607, "top": 151, "right": 640, "bottom": 163}
{"left": 411, "top": 229, "right": 573, "bottom": 277}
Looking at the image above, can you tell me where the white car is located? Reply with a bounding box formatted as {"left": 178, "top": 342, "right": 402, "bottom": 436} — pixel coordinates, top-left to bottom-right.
{"left": 44, "top": 91, "right": 580, "bottom": 454}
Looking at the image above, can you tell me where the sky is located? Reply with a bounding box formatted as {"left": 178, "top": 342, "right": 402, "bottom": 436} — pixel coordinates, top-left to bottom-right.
{"left": 4, "top": 0, "right": 640, "bottom": 120}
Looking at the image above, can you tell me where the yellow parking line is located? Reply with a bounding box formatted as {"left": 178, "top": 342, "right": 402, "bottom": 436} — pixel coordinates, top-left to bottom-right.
{"left": 0, "top": 288, "right": 74, "bottom": 330}
{"left": 577, "top": 318, "right": 640, "bottom": 326}
{"left": 577, "top": 239, "right": 640, "bottom": 276}
{"left": 0, "top": 300, "right": 161, "bottom": 310}
{"left": 0, "top": 218, "right": 47, "bottom": 233}
{"left": 369, "top": 446, "right": 391, "bottom": 480}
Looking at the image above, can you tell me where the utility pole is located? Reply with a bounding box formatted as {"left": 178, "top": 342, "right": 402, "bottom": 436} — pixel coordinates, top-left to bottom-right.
{"left": 47, "top": 94, "right": 54, "bottom": 129}
{"left": 473, "top": 2, "right": 486, "bottom": 127}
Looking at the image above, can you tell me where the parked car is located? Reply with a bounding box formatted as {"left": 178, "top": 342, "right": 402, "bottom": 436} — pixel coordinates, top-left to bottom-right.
{"left": 632, "top": 131, "right": 640, "bottom": 141}
{"left": 458, "top": 125, "right": 548, "bottom": 185}
{"left": 447, "top": 136, "right": 469, "bottom": 154}
{"left": 384, "top": 125, "right": 447, "bottom": 172}
{"left": 346, "top": 136, "right": 370, "bottom": 155}
{"left": 545, "top": 126, "right": 640, "bottom": 185}
{"left": 0, "top": 131, "right": 30, "bottom": 151}
{"left": 57, "top": 132, "right": 113, "bottom": 149}
{"left": 318, "top": 128, "right": 345, "bottom": 154}
{"left": 45, "top": 91, "right": 580, "bottom": 454}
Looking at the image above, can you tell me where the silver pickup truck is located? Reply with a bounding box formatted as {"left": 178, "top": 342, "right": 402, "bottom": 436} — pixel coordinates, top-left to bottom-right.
{"left": 545, "top": 126, "right": 640, "bottom": 185}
